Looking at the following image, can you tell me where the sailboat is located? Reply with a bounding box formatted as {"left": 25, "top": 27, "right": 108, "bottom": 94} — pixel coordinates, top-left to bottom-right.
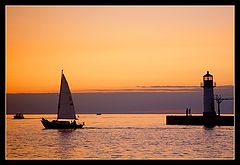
{"left": 13, "top": 113, "right": 24, "bottom": 119}
{"left": 41, "top": 70, "right": 84, "bottom": 129}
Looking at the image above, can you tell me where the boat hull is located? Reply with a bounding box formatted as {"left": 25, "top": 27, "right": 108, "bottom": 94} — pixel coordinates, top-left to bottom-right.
{"left": 41, "top": 118, "right": 84, "bottom": 129}
{"left": 13, "top": 116, "right": 24, "bottom": 119}
{"left": 13, "top": 113, "right": 24, "bottom": 119}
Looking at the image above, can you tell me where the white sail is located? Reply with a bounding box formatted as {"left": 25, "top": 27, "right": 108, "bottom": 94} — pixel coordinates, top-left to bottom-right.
{"left": 57, "top": 71, "right": 76, "bottom": 119}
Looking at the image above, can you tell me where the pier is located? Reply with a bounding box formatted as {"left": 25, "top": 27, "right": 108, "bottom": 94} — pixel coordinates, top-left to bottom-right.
{"left": 166, "top": 71, "right": 234, "bottom": 127}
{"left": 166, "top": 115, "right": 234, "bottom": 126}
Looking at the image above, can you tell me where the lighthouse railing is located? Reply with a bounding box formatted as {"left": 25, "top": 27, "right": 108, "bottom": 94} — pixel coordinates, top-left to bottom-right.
{"left": 200, "top": 82, "right": 216, "bottom": 87}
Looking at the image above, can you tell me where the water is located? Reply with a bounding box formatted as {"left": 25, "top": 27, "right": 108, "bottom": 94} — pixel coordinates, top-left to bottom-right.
{"left": 6, "top": 114, "right": 234, "bottom": 160}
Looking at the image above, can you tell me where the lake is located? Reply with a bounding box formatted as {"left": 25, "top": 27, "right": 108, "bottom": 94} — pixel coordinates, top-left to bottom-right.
{"left": 6, "top": 114, "right": 234, "bottom": 160}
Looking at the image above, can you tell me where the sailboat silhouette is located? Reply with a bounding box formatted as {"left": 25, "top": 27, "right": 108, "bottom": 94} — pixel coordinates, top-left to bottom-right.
{"left": 41, "top": 70, "right": 84, "bottom": 129}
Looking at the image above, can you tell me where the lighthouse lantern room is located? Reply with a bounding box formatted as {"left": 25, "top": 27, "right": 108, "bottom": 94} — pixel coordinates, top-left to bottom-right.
{"left": 201, "top": 71, "right": 216, "bottom": 117}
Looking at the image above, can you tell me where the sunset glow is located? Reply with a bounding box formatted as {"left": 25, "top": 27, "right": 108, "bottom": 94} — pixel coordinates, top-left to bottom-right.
{"left": 6, "top": 6, "right": 234, "bottom": 93}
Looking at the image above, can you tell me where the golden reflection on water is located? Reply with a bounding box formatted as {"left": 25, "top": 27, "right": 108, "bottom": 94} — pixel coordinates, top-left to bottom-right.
{"left": 6, "top": 114, "right": 234, "bottom": 160}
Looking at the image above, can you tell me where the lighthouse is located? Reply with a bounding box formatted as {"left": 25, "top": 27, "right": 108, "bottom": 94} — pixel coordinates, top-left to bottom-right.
{"left": 201, "top": 71, "right": 216, "bottom": 117}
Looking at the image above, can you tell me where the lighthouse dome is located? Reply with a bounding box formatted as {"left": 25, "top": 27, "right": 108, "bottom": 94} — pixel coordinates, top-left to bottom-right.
{"left": 203, "top": 71, "right": 213, "bottom": 77}
{"left": 203, "top": 71, "right": 213, "bottom": 81}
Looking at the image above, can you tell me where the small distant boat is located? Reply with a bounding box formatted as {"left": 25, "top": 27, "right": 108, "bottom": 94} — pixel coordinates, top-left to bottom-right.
{"left": 96, "top": 113, "right": 102, "bottom": 115}
{"left": 41, "top": 70, "right": 84, "bottom": 129}
{"left": 13, "top": 113, "right": 24, "bottom": 119}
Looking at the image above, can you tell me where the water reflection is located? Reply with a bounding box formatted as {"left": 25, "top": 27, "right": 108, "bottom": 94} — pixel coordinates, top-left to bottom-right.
{"left": 6, "top": 114, "right": 234, "bottom": 159}
{"left": 57, "top": 129, "right": 76, "bottom": 134}
{"left": 54, "top": 129, "right": 76, "bottom": 159}
{"left": 203, "top": 126, "right": 215, "bottom": 130}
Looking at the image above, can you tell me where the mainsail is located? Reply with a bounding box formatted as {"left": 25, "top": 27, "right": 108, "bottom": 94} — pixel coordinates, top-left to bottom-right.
{"left": 57, "top": 70, "right": 77, "bottom": 119}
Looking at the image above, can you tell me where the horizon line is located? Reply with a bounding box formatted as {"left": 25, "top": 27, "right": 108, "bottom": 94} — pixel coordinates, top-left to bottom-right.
{"left": 6, "top": 85, "right": 234, "bottom": 94}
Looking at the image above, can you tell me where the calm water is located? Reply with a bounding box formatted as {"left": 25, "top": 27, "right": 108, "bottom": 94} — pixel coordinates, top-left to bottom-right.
{"left": 6, "top": 114, "right": 234, "bottom": 160}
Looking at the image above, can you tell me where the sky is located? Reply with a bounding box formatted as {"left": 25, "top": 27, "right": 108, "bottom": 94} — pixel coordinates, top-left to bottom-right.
{"left": 6, "top": 6, "right": 234, "bottom": 93}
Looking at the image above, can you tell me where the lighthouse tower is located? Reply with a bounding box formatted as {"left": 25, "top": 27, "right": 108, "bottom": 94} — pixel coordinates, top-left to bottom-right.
{"left": 201, "top": 71, "right": 216, "bottom": 117}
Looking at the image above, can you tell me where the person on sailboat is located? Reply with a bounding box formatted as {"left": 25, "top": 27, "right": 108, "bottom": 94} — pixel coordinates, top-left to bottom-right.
{"left": 72, "top": 120, "right": 76, "bottom": 125}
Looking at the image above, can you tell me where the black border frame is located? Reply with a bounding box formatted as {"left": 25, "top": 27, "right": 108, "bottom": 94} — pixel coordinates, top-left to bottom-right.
{"left": 1, "top": 0, "right": 239, "bottom": 161}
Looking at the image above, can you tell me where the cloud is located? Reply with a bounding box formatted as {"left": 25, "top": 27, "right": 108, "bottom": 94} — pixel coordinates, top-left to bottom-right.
{"left": 73, "top": 85, "right": 233, "bottom": 93}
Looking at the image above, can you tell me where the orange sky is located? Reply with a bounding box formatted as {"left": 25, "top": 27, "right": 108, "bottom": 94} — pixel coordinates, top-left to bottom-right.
{"left": 6, "top": 6, "right": 234, "bottom": 93}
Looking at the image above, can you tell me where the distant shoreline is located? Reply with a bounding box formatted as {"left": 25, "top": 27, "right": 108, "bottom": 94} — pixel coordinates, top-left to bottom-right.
{"left": 6, "top": 85, "right": 234, "bottom": 94}
{"left": 6, "top": 88, "right": 234, "bottom": 114}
